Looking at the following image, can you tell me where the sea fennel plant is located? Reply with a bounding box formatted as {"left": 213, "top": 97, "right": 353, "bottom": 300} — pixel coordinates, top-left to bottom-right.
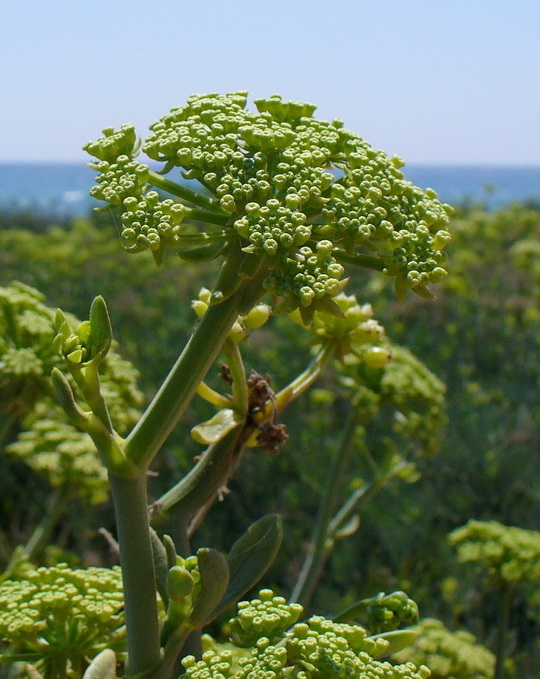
{"left": 3, "top": 92, "right": 451, "bottom": 679}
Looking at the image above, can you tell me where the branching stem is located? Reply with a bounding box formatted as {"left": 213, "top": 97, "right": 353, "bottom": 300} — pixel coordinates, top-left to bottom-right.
{"left": 290, "top": 399, "right": 362, "bottom": 607}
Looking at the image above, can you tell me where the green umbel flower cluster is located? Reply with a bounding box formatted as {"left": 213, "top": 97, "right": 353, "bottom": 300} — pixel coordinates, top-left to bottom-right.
{"left": 448, "top": 520, "right": 540, "bottom": 584}
{"left": 338, "top": 343, "right": 446, "bottom": 459}
{"left": 228, "top": 589, "right": 303, "bottom": 647}
{"left": 394, "top": 618, "right": 495, "bottom": 679}
{"left": 85, "top": 92, "right": 452, "bottom": 315}
{"left": 0, "top": 564, "right": 124, "bottom": 674}
{"left": 6, "top": 404, "right": 108, "bottom": 504}
{"left": 0, "top": 282, "right": 61, "bottom": 416}
{"left": 183, "top": 590, "right": 429, "bottom": 679}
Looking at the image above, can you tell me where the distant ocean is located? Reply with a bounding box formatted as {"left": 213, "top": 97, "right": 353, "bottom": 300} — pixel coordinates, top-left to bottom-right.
{"left": 0, "top": 162, "right": 539, "bottom": 216}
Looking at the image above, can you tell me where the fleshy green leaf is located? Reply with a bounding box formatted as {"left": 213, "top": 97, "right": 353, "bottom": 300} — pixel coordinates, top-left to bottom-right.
{"left": 189, "top": 548, "right": 229, "bottom": 628}
{"left": 191, "top": 408, "right": 241, "bottom": 445}
{"left": 212, "top": 514, "right": 283, "bottom": 618}
{"left": 150, "top": 529, "right": 170, "bottom": 607}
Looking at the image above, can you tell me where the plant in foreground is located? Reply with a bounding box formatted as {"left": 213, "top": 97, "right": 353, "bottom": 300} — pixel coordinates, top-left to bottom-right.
{"left": 2, "top": 92, "right": 451, "bottom": 679}
{"left": 449, "top": 519, "right": 540, "bottom": 679}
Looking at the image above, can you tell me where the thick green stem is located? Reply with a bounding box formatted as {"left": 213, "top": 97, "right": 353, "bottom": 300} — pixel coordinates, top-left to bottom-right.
{"left": 108, "top": 472, "right": 161, "bottom": 679}
{"left": 290, "top": 400, "right": 362, "bottom": 606}
{"left": 148, "top": 171, "right": 224, "bottom": 213}
{"left": 126, "top": 254, "right": 264, "bottom": 470}
{"left": 494, "top": 581, "right": 513, "bottom": 679}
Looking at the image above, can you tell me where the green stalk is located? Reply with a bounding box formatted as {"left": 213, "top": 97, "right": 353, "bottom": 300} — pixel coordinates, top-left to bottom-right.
{"left": 184, "top": 208, "right": 229, "bottom": 226}
{"left": 290, "top": 399, "right": 362, "bottom": 607}
{"left": 108, "top": 471, "right": 161, "bottom": 679}
{"left": 275, "top": 343, "right": 335, "bottom": 412}
{"left": 23, "top": 489, "right": 67, "bottom": 561}
{"left": 328, "top": 457, "right": 408, "bottom": 536}
{"left": 223, "top": 339, "right": 249, "bottom": 418}
{"left": 126, "top": 253, "right": 264, "bottom": 471}
{"left": 196, "top": 381, "right": 233, "bottom": 408}
{"left": 494, "top": 580, "right": 513, "bottom": 679}
{"left": 148, "top": 171, "right": 224, "bottom": 213}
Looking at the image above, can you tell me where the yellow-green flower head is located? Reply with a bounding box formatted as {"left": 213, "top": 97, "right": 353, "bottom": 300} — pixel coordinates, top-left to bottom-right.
{"left": 0, "top": 564, "right": 125, "bottom": 674}
{"left": 449, "top": 520, "right": 540, "bottom": 584}
{"left": 85, "top": 93, "right": 452, "bottom": 315}
{"left": 228, "top": 589, "right": 303, "bottom": 647}
{"left": 184, "top": 591, "right": 430, "bottom": 679}
{"left": 394, "top": 618, "right": 495, "bottom": 679}
{"left": 6, "top": 402, "right": 109, "bottom": 504}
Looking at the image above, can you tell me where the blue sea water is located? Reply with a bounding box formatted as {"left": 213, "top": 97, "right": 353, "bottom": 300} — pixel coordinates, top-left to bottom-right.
{"left": 0, "top": 162, "right": 539, "bottom": 216}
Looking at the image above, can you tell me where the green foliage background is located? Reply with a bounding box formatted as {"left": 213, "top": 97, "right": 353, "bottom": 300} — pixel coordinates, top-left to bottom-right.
{"left": 1, "top": 200, "right": 540, "bottom": 673}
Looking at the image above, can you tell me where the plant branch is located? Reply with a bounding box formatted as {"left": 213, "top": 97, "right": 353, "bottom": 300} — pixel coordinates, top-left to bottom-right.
{"left": 223, "top": 339, "right": 248, "bottom": 419}
{"left": 275, "top": 343, "right": 335, "bottom": 412}
{"left": 148, "top": 171, "right": 225, "bottom": 213}
{"left": 126, "top": 253, "right": 264, "bottom": 471}
{"left": 290, "top": 399, "right": 362, "bottom": 606}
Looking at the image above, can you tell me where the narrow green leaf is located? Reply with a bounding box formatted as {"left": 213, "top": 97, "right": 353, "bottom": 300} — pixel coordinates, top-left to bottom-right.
{"left": 212, "top": 514, "right": 283, "bottom": 618}
{"left": 89, "top": 295, "right": 113, "bottom": 356}
{"left": 189, "top": 548, "right": 229, "bottom": 628}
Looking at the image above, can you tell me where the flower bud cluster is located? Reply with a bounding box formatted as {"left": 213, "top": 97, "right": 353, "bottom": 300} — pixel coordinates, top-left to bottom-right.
{"left": 160, "top": 552, "right": 204, "bottom": 639}
{"left": 394, "top": 618, "right": 495, "bottom": 679}
{"left": 83, "top": 124, "right": 138, "bottom": 162}
{"left": 89, "top": 156, "right": 150, "bottom": 206}
{"left": 120, "top": 191, "right": 186, "bottom": 253}
{"left": 183, "top": 591, "right": 429, "bottom": 679}
{"left": 228, "top": 589, "right": 303, "bottom": 647}
{"left": 264, "top": 241, "right": 347, "bottom": 309}
{"left": 0, "top": 564, "right": 124, "bottom": 660}
{"left": 86, "top": 91, "right": 452, "bottom": 313}
{"left": 364, "top": 591, "right": 419, "bottom": 633}
{"left": 291, "top": 293, "right": 387, "bottom": 363}
{"left": 449, "top": 520, "right": 540, "bottom": 584}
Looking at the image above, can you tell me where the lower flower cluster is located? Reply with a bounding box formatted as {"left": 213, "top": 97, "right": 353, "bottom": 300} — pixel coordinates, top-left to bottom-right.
{"left": 183, "top": 591, "right": 429, "bottom": 679}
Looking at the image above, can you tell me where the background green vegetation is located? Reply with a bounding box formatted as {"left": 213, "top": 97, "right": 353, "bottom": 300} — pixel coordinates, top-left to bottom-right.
{"left": 1, "top": 200, "right": 539, "bottom": 675}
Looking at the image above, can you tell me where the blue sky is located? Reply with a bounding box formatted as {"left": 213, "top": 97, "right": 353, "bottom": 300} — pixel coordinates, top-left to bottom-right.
{"left": 1, "top": 0, "right": 539, "bottom": 164}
